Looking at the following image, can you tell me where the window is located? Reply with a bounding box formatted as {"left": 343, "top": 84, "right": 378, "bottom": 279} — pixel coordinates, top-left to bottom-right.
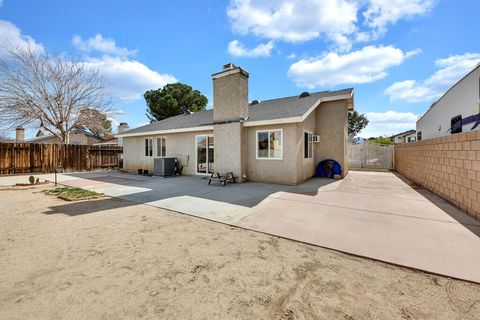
{"left": 450, "top": 115, "right": 462, "bottom": 134}
{"left": 417, "top": 131, "right": 422, "bottom": 141}
{"left": 407, "top": 136, "right": 416, "bottom": 143}
{"left": 156, "top": 137, "right": 166, "bottom": 157}
{"left": 304, "top": 132, "right": 313, "bottom": 159}
{"left": 257, "top": 129, "right": 282, "bottom": 159}
{"left": 144, "top": 138, "right": 152, "bottom": 157}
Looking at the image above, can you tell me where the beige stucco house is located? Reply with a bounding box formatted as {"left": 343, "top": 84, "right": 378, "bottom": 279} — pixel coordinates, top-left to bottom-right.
{"left": 392, "top": 129, "right": 416, "bottom": 144}
{"left": 117, "top": 64, "right": 354, "bottom": 185}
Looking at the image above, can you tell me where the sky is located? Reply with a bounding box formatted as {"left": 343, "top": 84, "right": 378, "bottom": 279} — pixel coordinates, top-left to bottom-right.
{"left": 0, "top": 0, "right": 479, "bottom": 138}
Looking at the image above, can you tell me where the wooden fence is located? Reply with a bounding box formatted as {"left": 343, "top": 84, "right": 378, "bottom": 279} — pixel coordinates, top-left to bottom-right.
{"left": 348, "top": 142, "right": 394, "bottom": 170}
{"left": 0, "top": 143, "right": 123, "bottom": 174}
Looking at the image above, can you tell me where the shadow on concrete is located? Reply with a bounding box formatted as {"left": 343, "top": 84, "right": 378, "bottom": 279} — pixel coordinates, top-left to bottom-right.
{"left": 43, "top": 197, "right": 137, "bottom": 216}
{"left": 60, "top": 172, "right": 338, "bottom": 208}
{"left": 393, "top": 172, "right": 480, "bottom": 237}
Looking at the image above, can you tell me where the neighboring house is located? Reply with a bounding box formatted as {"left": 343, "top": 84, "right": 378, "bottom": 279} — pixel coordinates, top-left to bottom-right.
{"left": 416, "top": 64, "right": 480, "bottom": 141}
{"left": 392, "top": 130, "right": 416, "bottom": 144}
{"left": 117, "top": 64, "right": 354, "bottom": 185}
{"left": 17, "top": 127, "right": 104, "bottom": 145}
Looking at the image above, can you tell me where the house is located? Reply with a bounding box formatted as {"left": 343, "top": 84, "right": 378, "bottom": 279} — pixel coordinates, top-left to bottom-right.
{"left": 416, "top": 64, "right": 480, "bottom": 141}
{"left": 391, "top": 129, "right": 416, "bottom": 144}
{"left": 15, "top": 127, "right": 104, "bottom": 145}
{"left": 117, "top": 64, "right": 354, "bottom": 185}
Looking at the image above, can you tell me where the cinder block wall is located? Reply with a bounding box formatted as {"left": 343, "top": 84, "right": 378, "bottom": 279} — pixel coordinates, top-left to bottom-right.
{"left": 395, "top": 130, "right": 480, "bottom": 221}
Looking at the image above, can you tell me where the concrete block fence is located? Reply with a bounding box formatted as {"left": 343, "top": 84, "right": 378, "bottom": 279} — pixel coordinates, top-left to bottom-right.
{"left": 395, "top": 130, "right": 480, "bottom": 221}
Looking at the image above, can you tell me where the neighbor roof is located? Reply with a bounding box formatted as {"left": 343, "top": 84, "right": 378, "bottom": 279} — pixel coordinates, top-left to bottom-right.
{"left": 25, "top": 128, "right": 103, "bottom": 143}
{"left": 392, "top": 129, "right": 416, "bottom": 138}
{"left": 118, "top": 88, "right": 353, "bottom": 137}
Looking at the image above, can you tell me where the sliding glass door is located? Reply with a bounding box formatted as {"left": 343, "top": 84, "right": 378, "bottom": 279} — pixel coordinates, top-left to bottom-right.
{"left": 196, "top": 135, "right": 214, "bottom": 174}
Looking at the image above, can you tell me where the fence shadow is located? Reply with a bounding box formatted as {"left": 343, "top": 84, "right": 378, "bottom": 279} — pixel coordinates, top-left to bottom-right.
{"left": 393, "top": 172, "right": 480, "bottom": 237}
{"left": 43, "top": 196, "right": 137, "bottom": 216}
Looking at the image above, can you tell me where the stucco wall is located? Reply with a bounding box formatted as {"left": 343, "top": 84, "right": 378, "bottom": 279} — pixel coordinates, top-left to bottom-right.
{"left": 122, "top": 130, "right": 213, "bottom": 175}
{"left": 214, "top": 122, "right": 246, "bottom": 181}
{"left": 122, "top": 101, "right": 349, "bottom": 184}
{"left": 298, "top": 109, "right": 317, "bottom": 182}
{"left": 395, "top": 130, "right": 480, "bottom": 221}
{"left": 213, "top": 70, "right": 248, "bottom": 122}
{"left": 315, "top": 100, "right": 349, "bottom": 176}
{"left": 416, "top": 66, "right": 480, "bottom": 140}
{"left": 246, "top": 123, "right": 300, "bottom": 185}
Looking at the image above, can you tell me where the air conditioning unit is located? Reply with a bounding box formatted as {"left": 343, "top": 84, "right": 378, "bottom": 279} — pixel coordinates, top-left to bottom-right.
{"left": 154, "top": 157, "right": 177, "bottom": 176}
{"left": 312, "top": 134, "right": 321, "bottom": 143}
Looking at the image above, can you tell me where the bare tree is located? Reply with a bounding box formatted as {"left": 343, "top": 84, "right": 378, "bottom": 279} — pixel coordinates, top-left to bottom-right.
{"left": 0, "top": 46, "right": 111, "bottom": 143}
{"left": 0, "top": 130, "right": 12, "bottom": 142}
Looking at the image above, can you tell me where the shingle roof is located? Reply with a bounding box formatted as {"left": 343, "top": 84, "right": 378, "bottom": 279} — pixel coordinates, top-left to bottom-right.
{"left": 120, "top": 88, "right": 353, "bottom": 136}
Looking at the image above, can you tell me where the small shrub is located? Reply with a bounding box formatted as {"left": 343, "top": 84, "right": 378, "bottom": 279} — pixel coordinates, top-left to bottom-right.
{"left": 35, "top": 178, "right": 40, "bottom": 183}
{"left": 29, "top": 175, "right": 35, "bottom": 184}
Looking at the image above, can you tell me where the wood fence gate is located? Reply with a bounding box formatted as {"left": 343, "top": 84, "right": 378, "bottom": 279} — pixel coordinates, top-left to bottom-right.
{"left": 0, "top": 143, "right": 123, "bottom": 174}
{"left": 347, "top": 143, "right": 394, "bottom": 170}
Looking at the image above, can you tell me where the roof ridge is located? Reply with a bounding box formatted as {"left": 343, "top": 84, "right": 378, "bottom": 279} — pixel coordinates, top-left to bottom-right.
{"left": 249, "top": 88, "right": 353, "bottom": 105}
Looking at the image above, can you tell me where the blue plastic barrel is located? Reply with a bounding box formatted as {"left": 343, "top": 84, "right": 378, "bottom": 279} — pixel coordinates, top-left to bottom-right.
{"left": 316, "top": 159, "right": 342, "bottom": 178}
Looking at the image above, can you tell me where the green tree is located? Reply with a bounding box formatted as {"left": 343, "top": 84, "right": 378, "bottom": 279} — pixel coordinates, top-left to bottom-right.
{"left": 78, "top": 108, "right": 113, "bottom": 140}
{"left": 144, "top": 83, "right": 208, "bottom": 122}
{"left": 348, "top": 111, "right": 369, "bottom": 137}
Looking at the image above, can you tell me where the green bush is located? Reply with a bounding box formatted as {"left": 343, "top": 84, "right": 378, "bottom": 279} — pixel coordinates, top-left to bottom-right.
{"left": 29, "top": 175, "right": 35, "bottom": 184}
{"left": 35, "top": 178, "right": 40, "bottom": 183}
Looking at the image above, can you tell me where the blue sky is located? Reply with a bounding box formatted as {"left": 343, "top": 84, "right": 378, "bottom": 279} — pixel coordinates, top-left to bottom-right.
{"left": 1, "top": 0, "right": 479, "bottom": 138}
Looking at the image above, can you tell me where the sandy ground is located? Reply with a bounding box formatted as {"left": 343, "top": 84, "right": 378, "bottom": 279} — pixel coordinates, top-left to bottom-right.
{"left": 1, "top": 186, "right": 479, "bottom": 320}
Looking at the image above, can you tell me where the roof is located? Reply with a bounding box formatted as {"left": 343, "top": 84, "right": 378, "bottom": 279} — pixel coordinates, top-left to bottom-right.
{"left": 25, "top": 128, "right": 103, "bottom": 143}
{"left": 93, "top": 138, "right": 118, "bottom": 145}
{"left": 392, "top": 129, "right": 416, "bottom": 138}
{"left": 119, "top": 88, "right": 353, "bottom": 137}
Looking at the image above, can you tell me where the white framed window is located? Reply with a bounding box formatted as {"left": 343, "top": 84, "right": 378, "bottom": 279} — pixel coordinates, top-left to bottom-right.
{"left": 156, "top": 137, "right": 166, "bottom": 157}
{"left": 144, "top": 138, "right": 153, "bottom": 157}
{"left": 304, "top": 132, "right": 313, "bottom": 159}
{"left": 256, "top": 129, "right": 283, "bottom": 160}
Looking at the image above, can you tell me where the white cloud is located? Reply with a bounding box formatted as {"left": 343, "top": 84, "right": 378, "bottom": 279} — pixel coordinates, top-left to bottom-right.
{"left": 72, "top": 34, "right": 136, "bottom": 57}
{"left": 363, "top": 0, "right": 436, "bottom": 37}
{"left": 385, "top": 53, "right": 480, "bottom": 102}
{"left": 227, "top": 0, "right": 358, "bottom": 48}
{"left": 288, "top": 45, "right": 419, "bottom": 88}
{"left": 71, "top": 34, "right": 176, "bottom": 101}
{"left": 360, "top": 110, "right": 419, "bottom": 138}
{"left": 83, "top": 56, "right": 176, "bottom": 101}
{"left": 287, "top": 53, "right": 296, "bottom": 60}
{"left": 227, "top": 1, "right": 437, "bottom": 49}
{"left": 0, "top": 20, "right": 45, "bottom": 57}
{"left": 227, "top": 40, "right": 274, "bottom": 57}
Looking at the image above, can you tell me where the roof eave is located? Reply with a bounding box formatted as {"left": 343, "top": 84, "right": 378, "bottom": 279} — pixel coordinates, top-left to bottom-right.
{"left": 116, "top": 125, "right": 214, "bottom": 138}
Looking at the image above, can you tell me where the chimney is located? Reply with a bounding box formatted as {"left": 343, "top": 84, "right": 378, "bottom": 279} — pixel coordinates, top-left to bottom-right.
{"left": 117, "top": 122, "right": 129, "bottom": 147}
{"left": 15, "top": 127, "right": 25, "bottom": 142}
{"left": 117, "top": 122, "right": 129, "bottom": 134}
{"left": 212, "top": 63, "right": 249, "bottom": 122}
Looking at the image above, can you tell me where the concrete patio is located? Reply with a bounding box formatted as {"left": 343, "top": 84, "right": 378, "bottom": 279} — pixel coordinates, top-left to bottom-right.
{"left": 1, "top": 170, "right": 479, "bottom": 283}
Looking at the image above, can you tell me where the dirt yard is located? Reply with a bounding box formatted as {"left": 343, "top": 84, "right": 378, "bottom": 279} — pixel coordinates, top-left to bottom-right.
{"left": 1, "top": 186, "right": 479, "bottom": 320}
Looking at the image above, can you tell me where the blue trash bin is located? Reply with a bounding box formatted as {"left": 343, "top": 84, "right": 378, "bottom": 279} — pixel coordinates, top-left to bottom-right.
{"left": 316, "top": 159, "right": 342, "bottom": 178}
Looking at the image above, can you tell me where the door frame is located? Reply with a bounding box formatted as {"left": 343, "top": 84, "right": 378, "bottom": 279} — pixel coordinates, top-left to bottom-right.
{"left": 195, "top": 134, "right": 214, "bottom": 175}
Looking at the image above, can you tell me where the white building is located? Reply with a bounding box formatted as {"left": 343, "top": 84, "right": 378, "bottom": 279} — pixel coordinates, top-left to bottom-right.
{"left": 416, "top": 64, "right": 480, "bottom": 140}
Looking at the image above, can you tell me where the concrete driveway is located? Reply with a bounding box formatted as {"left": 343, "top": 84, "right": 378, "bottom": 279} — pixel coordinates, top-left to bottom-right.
{"left": 2, "top": 170, "right": 479, "bottom": 283}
